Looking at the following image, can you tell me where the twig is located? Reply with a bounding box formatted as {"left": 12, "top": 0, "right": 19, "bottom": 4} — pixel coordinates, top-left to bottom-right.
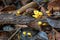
{"left": 8, "top": 28, "right": 21, "bottom": 40}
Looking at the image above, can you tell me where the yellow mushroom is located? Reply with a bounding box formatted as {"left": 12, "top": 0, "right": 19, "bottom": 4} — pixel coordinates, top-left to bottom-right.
{"left": 27, "top": 32, "right": 32, "bottom": 37}
{"left": 39, "top": 12, "right": 43, "bottom": 16}
{"left": 34, "top": 10, "right": 39, "bottom": 15}
{"left": 32, "top": 10, "right": 43, "bottom": 18}
{"left": 46, "top": 11, "right": 50, "bottom": 13}
{"left": 23, "top": 31, "right": 26, "bottom": 36}
{"left": 32, "top": 15, "right": 39, "bottom": 18}
{"left": 16, "top": 10, "right": 20, "bottom": 16}
{"left": 46, "top": 11, "right": 51, "bottom": 16}
{"left": 38, "top": 21, "right": 42, "bottom": 26}
{"left": 42, "top": 23, "right": 47, "bottom": 26}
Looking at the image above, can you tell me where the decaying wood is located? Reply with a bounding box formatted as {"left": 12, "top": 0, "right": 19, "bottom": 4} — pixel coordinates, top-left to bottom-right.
{"left": 48, "top": 0, "right": 60, "bottom": 11}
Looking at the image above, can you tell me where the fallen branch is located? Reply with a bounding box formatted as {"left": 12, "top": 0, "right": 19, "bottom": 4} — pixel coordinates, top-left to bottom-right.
{"left": 18, "top": 2, "right": 38, "bottom": 13}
